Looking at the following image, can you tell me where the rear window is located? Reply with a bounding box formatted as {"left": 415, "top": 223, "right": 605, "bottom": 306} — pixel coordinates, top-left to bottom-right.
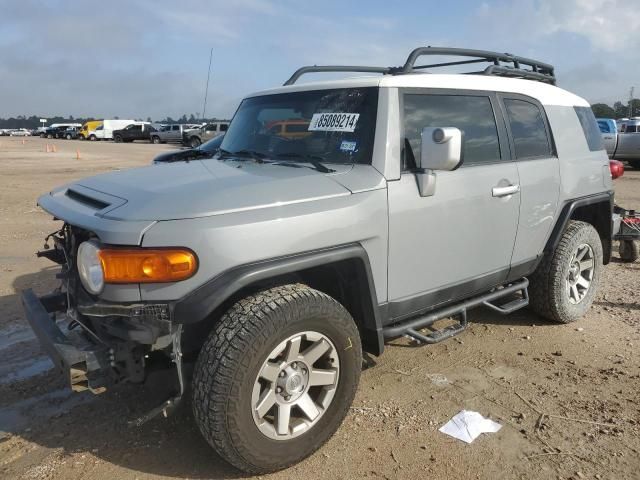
{"left": 597, "top": 120, "right": 612, "bottom": 134}
{"left": 503, "top": 99, "right": 552, "bottom": 159}
{"left": 574, "top": 107, "right": 605, "bottom": 151}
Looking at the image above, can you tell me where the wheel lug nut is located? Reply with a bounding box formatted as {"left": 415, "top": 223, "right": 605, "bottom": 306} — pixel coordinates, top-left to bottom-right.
{"left": 284, "top": 395, "right": 290, "bottom": 401}
{"left": 291, "top": 362, "right": 297, "bottom": 369}
{"left": 279, "top": 371, "right": 286, "bottom": 378}
{"left": 276, "top": 387, "right": 282, "bottom": 393}
{"left": 302, "top": 368, "right": 308, "bottom": 375}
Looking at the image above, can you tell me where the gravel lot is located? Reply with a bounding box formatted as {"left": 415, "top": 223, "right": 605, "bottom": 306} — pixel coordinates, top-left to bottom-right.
{"left": 0, "top": 136, "right": 638, "bottom": 480}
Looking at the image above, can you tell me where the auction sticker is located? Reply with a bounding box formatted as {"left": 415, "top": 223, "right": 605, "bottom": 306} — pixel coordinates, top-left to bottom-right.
{"left": 308, "top": 113, "right": 360, "bottom": 132}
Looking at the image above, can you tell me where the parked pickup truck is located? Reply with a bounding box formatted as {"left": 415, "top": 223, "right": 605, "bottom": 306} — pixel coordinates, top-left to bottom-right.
{"left": 151, "top": 124, "right": 200, "bottom": 144}
{"left": 182, "top": 121, "right": 229, "bottom": 148}
{"left": 112, "top": 122, "right": 157, "bottom": 143}
{"left": 597, "top": 117, "right": 640, "bottom": 168}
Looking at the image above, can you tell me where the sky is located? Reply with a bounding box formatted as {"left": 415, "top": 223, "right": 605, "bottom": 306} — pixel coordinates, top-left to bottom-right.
{"left": 1, "top": 0, "right": 638, "bottom": 120}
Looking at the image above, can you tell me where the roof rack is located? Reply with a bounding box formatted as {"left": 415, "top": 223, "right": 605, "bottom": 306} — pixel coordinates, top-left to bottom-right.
{"left": 284, "top": 46, "right": 556, "bottom": 86}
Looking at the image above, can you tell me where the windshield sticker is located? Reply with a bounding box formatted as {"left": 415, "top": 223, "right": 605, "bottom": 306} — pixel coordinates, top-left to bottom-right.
{"left": 340, "top": 140, "right": 357, "bottom": 152}
{"left": 308, "top": 113, "right": 360, "bottom": 132}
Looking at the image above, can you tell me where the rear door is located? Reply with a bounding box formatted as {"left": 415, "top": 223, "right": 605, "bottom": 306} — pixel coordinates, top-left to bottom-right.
{"left": 498, "top": 95, "right": 560, "bottom": 277}
{"left": 387, "top": 90, "right": 520, "bottom": 319}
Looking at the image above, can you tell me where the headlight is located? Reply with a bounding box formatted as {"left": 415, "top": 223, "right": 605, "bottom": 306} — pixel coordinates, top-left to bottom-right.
{"left": 77, "top": 241, "right": 197, "bottom": 293}
{"left": 77, "top": 241, "right": 105, "bottom": 294}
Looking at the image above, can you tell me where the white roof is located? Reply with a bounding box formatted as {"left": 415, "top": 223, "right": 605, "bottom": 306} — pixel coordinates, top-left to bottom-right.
{"left": 249, "top": 73, "right": 589, "bottom": 108}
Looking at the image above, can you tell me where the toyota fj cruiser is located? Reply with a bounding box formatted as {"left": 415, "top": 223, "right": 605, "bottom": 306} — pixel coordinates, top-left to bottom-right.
{"left": 22, "top": 47, "right": 613, "bottom": 473}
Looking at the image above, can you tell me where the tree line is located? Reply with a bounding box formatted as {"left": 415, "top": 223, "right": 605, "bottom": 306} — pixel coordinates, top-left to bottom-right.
{"left": 590, "top": 99, "right": 640, "bottom": 119}
{"left": 0, "top": 114, "right": 227, "bottom": 129}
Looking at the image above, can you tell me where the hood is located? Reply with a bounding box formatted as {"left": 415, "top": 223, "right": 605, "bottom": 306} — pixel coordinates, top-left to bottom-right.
{"left": 49, "top": 158, "right": 384, "bottom": 222}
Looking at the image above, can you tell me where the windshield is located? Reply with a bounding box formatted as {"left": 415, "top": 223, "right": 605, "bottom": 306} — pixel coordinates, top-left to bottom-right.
{"left": 220, "top": 87, "right": 378, "bottom": 164}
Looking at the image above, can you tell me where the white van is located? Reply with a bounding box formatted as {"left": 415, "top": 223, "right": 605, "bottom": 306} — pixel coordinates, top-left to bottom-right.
{"left": 95, "top": 119, "right": 137, "bottom": 140}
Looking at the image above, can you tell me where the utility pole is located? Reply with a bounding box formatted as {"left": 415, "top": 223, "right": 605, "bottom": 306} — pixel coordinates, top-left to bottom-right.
{"left": 201, "top": 48, "right": 213, "bottom": 122}
{"left": 629, "top": 86, "right": 635, "bottom": 118}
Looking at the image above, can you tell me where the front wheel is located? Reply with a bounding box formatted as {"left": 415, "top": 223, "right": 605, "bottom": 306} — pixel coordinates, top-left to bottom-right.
{"left": 192, "top": 284, "right": 362, "bottom": 474}
{"left": 114, "top": 135, "right": 122, "bottom": 143}
{"left": 151, "top": 136, "right": 161, "bottom": 144}
{"left": 189, "top": 137, "right": 201, "bottom": 148}
{"left": 529, "top": 220, "right": 603, "bottom": 323}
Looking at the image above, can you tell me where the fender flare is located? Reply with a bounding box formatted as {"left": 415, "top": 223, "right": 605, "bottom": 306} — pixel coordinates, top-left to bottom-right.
{"left": 172, "top": 243, "right": 385, "bottom": 355}
{"left": 544, "top": 191, "right": 614, "bottom": 262}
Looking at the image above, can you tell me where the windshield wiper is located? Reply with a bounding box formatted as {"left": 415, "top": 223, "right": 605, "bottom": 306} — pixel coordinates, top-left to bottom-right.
{"left": 273, "top": 153, "right": 335, "bottom": 173}
{"left": 218, "top": 148, "right": 267, "bottom": 163}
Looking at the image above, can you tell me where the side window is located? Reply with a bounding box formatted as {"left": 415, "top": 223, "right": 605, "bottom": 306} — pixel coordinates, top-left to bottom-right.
{"left": 220, "top": 124, "right": 229, "bottom": 132}
{"left": 172, "top": 125, "right": 180, "bottom": 131}
{"left": 403, "top": 94, "right": 501, "bottom": 168}
{"left": 597, "top": 120, "right": 611, "bottom": 134}
{"left": 503, "top": 99, "right": 552, "bottom": 159}
{"left": 574, "top": 107, "right": 605, "bottom": 152}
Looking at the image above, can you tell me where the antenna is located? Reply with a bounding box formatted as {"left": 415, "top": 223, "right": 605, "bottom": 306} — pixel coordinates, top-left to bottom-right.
{"left": 201, "top": 48, "right": 213, "bottom": 122}
{"left": 629, "top": 86, "right": 635, "bottom": 118}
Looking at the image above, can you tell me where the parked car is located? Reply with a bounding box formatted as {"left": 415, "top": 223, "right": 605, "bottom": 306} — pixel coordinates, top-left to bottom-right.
{"left": 9, "top": 128, "right": 31, "bottom": 136}
{"left": 151, "top": 124, "right": 200, "bottom": 144}
{"left": 41, "top": 126, "right": 69, "bottom": 139}
{"left": 597, "top": 117, "right": 640, "bottom": 168}
{"left": 61, "top": 126, "right": 82, "bottom": 140}
{"left": 112, "top": 122, "right": 156, "bottom": 143}
{"left": 22, "top": 47, "right": 613, "bottom": 474}
{"left": 94, "top": 119, "right": 137, "bottom": 140}
{"left": 78, "top": 121, "right": 103, "bottom": 140}
{"left": 182, "top": 121, "right": 229, "bottom": 148}
{"left": 153, "top": 134, "right": 225, "bottom": 164}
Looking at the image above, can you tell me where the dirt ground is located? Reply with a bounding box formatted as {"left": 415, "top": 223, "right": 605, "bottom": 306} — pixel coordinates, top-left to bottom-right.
{"left": 0, "top": 136, "right": 638, "bottom": 480}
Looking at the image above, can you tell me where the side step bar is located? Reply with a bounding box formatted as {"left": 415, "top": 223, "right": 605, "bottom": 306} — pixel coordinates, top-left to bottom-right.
{"left": 382, "top": 278, "right": 529, "bottom": 344}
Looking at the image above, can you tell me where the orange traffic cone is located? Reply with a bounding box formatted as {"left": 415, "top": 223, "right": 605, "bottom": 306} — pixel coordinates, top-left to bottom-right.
{"left": 21, "top": 139, "right": 25, "bottom": 145}
{"left": 76, "top": 149, "right": 81, "bottom": 160}
{"left": 46, "top": 144, "right": 50, "bottom": 153}
{"left": 52, "top": 144, "right": 57, "bottom": 153}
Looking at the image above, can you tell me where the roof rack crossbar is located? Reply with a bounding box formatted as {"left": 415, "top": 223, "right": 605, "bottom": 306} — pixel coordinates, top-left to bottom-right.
{"left": 412, "top": 58, "right": 489, "bottom": 70}
{"left": 283, "top": 46, "right": 556, "bottom": 85}
{"left": 284, "top": 65, "right": 394, "bottom": 86}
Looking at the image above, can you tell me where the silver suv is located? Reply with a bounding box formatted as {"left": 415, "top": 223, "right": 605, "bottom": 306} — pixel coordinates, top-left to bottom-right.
{"left": 22, "top": 47, "right": 613, "bottom": 474}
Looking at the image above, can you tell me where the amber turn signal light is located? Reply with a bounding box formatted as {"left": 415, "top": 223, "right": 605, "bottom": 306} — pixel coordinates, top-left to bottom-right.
{"left": 98, "top": 248, "right": 197, "bottom": 284}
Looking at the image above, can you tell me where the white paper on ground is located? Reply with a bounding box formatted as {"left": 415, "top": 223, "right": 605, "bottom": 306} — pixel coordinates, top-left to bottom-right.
{"left": 439, "top": 410, "right": 502, "bottom": 444}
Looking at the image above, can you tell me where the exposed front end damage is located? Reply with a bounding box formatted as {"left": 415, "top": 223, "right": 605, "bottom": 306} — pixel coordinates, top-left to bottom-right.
{"left": 21, "top": 224, "right": 185, "bottom": 423}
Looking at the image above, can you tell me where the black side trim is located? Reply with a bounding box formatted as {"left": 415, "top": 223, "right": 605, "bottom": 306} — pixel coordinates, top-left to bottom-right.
{"left": 382, "top": 267, "right": 510, "bottom": 325}
{"left": 172, "top": 244, "right": 385, "bottom": 355}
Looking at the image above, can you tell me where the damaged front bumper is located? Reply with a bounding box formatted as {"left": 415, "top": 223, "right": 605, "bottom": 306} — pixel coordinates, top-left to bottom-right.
{"left": 21, "top": 289, "right": 110, "bottom": 394}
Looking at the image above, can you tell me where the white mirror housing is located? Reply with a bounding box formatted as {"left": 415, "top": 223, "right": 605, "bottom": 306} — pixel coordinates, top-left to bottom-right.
{"left": 420, "top": 127, "right": 463, "bottom": 171}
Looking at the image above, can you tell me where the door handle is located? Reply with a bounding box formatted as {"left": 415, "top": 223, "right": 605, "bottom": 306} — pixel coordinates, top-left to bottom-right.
{"left": 604, "top": 136, "right": 613, "bottom": 140}
{"left": 492, "top": 184, "right": 520, "bottom": 197}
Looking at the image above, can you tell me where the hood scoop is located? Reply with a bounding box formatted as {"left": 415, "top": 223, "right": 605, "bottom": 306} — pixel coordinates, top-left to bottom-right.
{"left": 65, "top": 188, "right": 111, "bottom": 210}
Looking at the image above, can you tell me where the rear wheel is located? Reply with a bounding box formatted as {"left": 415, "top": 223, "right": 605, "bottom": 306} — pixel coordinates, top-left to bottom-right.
{"left": 628, "top": 160, "right": 640, "bottom": 170}
{"left": 151, "top": 136, "right": 161, "bottom": 144}
{"left": 66, "top": 134, "right": 72, "bottom": 140}
{"left": 529, "top": 221, "right": 602, "bottom": 323}
{"left": 192, "top": 284, "right": 362, "bottom": 474}
{"left": 619, "top": 240, "right": 639, "bottom": 263}
{"left": 89, "top": 135, "right": 96, "bottom": 141}
{"left": 189, "top": 137, "right": 201, "bottom": 148}
{"left": 114, "top": 135, "right": 122, "bottom": 143}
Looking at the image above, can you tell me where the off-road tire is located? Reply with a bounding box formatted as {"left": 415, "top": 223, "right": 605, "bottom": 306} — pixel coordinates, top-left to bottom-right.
{"left": 528, "top": 220, "right": 602, "bottom": 323}
{"left": 192, "top": 284, "right": 362, "bottom": 474}
{"left": 619, "top": 240, "right": 639, "bottom": 263}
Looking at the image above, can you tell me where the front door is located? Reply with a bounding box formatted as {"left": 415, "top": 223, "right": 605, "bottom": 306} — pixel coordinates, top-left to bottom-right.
{"left": 387, "top": 90, "right": 520, "bottom": 320}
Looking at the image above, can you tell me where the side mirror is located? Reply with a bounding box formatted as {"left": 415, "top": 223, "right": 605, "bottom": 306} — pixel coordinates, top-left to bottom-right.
{"left": 416, "top": 127, "right": 463, "bottom": 197}
{"left": 420, "top": 127, "right": 463, "bottom": 171}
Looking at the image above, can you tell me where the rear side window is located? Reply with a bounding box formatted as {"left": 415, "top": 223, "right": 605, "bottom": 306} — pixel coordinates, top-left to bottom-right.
{"left": 503, "top": 99, "right": 552, "bottom": 159}
{"left": 574, "top": 107, "right": 604, "bottom": 151}
{"left": 597, "top": 120, "right": 612, "bottom": 134}
{"left": 403, "top": 94, "right": 501, "bottom": 167}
